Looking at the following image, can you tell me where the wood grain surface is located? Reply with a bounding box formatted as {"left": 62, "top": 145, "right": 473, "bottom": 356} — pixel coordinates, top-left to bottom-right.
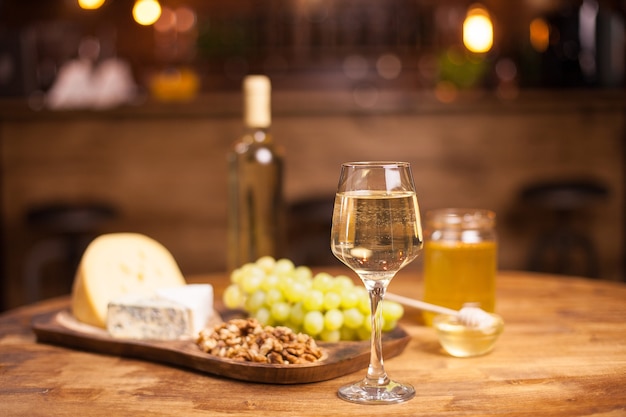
{"left": 2, "top": 269, "right": 626, "bottom": 416}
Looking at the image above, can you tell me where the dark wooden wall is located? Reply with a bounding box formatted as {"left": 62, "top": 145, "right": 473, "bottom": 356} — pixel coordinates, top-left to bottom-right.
{"left": 1, "top": 89, "right": 624, "bottom": 310}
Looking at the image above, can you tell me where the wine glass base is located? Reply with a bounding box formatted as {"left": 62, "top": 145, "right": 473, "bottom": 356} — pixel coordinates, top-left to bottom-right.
{"left": 337, "top": 379, "right": 415, "bottom": 404}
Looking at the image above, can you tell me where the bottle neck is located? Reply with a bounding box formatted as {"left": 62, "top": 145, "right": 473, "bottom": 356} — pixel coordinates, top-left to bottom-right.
{"left": 244, "top": 108, "right": 271, "bottom": 130}
{"left": 244, "top": 89, "right": 271, "bottom": 129}
{"left": 244, "top": 102, "right": 271, "bottom": 143}
{"left": 241, "top": 75, "right": 272, "bottom": 144}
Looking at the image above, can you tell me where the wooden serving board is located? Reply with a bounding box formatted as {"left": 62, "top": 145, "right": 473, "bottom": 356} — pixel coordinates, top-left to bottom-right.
{"left": 31, "top": 309, "right": 411, "bottom": 384}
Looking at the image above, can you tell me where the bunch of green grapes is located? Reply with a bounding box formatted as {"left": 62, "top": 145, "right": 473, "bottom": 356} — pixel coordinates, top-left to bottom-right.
{"left": 222, "top": 256, "right": 404, "bottom": 342}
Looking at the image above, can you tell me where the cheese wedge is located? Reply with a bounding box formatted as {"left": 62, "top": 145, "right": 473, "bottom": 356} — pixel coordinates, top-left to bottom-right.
{"left": 106, "top": 284, "right": 214, "bottom": 340}
{"left": 71, "top": 233, "right": 187, "bottom": 328}
{"left": 107, "top": 295, "right": 193, "bottom": 340}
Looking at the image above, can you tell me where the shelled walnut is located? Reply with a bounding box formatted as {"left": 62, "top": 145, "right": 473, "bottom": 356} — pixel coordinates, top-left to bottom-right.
{"left": 197, "top": 318, "right": 324, "bottom": 364}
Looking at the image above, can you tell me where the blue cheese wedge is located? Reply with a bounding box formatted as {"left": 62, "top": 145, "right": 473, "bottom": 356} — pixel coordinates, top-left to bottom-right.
{"left": 106, "top": 284, "right": 215, "bottom": 340}
{"left": 107, "top": 294, "right": 194, "bottom": 340}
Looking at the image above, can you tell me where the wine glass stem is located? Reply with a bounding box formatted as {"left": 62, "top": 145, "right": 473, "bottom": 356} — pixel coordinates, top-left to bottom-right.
{"left": 365, "top": 279, "right": 390, "bottom": 386}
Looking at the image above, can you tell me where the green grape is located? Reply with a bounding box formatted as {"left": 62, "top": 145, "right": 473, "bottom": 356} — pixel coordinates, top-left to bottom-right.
{"left": 260, "top": 274, "right": 280, "bottom": 291}
{"left": 223, "top": 284, "right": 244, "bottom": 309}
{"left": 357, "top": 291, "right": 371, "bottom": 315}
{"left": 323, "top": 291, "right": 341, "bottom": 311}
{"left": 362, "top": 315, "right": 373, "bottom": 332}
{"left": 230, "top": 267, "right": 245, "bottom": 284}
{"left": 353, "top": 286, "right": 368, "bottom": 299}
{"left": 255, "top": 256, "right": 276, "bottom": 273}
{"left": 254, "top": 307, "right": 272, "bottom": 326}
{"left": 312, "top": 272, "right": 334, "bottom": 292}
{"left": 339, "top": 289, "right": 359, "bottom": 309}
{"left": 245, "top": 290, "right": 266, "bottom": 312}
{"left": 278, "top": 275, "right": 294, "bottom": 295}
{"left": 294, "top": 274, "right": 313, "bottom": 290}
{"left": 342, "top": 307, "right": 365, "bottom": 329}
{"left": 302, "top": 289, "right": 325, "bottom": 311}
{"left": 382, "top": 300, "right": 404, "bottom": 322}
{"left": 289, "top": 302, "right": 305, "bottom": 326}
{"left": 320, "top": 328, "right": 341, "bottom": 342}
{"left": 357, "top": 325, "right": 371, "bottom": 341}
{"left": 284, "top": 280, "right": 308, "bottom": 303}
{"left": 273, "top": 258, "right": 295, "bottom": 276}
{"left": 271, "top": 302, "right": 291, "bottom": 323}
{"left": 324, "top": 309, "right": 344, "bottom": 331}
{"left": 331, "top": 275, "right": 355, "bottom": 294}
{"left": 240, "top": 267, "right": 265, "bottom": 294}
{"left": 265, "top": 288, "right": 284, "bottom": 305}
{"left": 382, "top": 319, "right": 397, "bottom": 332}
{"left": 293, "top": 265, "right": 313, "bottom": 282}
{"left": 303, "top": 311, "right": 324, "bottom": 336}
{"left": 240, "top": 262, "right": 264, "bottom": 277}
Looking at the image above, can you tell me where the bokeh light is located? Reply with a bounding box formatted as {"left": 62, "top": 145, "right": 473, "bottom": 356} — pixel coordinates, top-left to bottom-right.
{"left": 78, "top": 0, "right": 105, "bottom": 10}
{"left": 376, "top": 54, "right": 402, "bottom": 80}
{"left": 133, "top": 0, "right": 162, "bottom": 26}
{"left": 175, "top": 7, "right": 196, "bottom": 32}
{"left": 463, "top": 5, "right": 493, "bottom": 53}
{"left": 154, "top": 6, "right": 176, "bottom": 32}
{"left": 495, "top": 58, "right": 517, "bottom": 82}
{"left": 529, "top": 18, "right": 550, "bottom": 52}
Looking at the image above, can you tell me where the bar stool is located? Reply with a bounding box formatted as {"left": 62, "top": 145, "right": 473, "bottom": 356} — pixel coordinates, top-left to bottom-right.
{"left": 520, "top": 179, "right": 609, "bottom": 278}
{"left": 23, "top": 202, "right": 117, "bottom": 302}
{"left": 287, "top": 197, "right": 336, "bottom": 267}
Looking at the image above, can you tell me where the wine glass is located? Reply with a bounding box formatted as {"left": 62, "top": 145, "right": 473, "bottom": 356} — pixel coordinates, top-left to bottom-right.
{"left": 330, "top": 161, "right": 423, "bottom": 404}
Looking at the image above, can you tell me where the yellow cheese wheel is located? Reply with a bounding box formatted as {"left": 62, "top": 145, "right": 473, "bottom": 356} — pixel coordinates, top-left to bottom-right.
{"left": 71, "top": 233, "right": 187, "bottom": 328}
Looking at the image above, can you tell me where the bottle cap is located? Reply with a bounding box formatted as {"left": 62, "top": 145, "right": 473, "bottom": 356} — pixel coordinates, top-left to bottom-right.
{"left": 244, "top": 75, "right": 271, "bottom": 128}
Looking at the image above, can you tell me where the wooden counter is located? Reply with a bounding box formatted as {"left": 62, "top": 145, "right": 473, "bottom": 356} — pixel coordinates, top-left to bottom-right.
{"left": 1, "top": 269, "right": 625, "bottom": 416}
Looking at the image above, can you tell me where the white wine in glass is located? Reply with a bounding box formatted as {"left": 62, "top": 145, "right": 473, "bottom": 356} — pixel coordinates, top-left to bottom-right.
{"left": 331, "top": 161, "right": 423, "bottom": 404}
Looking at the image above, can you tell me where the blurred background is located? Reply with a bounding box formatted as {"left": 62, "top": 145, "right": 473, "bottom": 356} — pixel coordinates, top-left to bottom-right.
{"left": 0, "top": 0, "right": 624, "bottom": 311}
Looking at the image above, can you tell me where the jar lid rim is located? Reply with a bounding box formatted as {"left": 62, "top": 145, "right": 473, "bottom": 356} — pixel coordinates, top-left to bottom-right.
{"left": 426, "top": 208, "right": 496, "bottom": 228}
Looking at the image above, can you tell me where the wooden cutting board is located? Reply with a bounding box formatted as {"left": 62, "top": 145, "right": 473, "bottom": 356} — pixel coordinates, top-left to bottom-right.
{"left": 31, "top": 309, "right": 410, "bottom": 384}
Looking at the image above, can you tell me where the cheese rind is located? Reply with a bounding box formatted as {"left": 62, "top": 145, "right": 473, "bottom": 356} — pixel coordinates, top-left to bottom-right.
{"left": 107, "top": 295, "right": 192, "bottom": 340}
{"left": 71, "top": 233, "right": 187, "bottom": 328}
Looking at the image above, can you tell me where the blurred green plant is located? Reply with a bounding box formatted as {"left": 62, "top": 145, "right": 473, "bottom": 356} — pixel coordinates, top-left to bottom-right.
{"left": 437, "top": 46, "right": 489, "bottom": 89}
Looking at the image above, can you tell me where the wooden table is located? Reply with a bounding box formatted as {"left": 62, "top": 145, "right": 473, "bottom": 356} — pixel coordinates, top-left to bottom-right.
{"left": 1, "top": 269, "right": 626, "bottom": 416}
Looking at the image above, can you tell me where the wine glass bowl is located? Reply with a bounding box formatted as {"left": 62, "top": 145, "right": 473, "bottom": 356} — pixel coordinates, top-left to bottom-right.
{"left": 330, "top": 161, "right": 423, "bottom": 404}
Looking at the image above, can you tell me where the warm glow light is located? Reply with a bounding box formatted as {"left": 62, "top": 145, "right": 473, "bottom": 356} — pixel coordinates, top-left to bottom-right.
{"left": 463, "top": 6, "right": 493, "bottom": 53}
{"left": 133, "top": 0, "right": 162, "bottom": 26}
{"left": 529, "top": 18, "right": 550, "bottom": 52}
{"left": 154, "top": 6, "right": 196, "bottom": 33}
{"left": 78, "top": 0, "right": 105, "bottom": 9}
{"left": 175, "top": 7, "right": 197, "bottom": 32}
{"left": 434, "top": 80, "right": 458, "bottom": 103}
{"left": 154, "top": 7, "right": 176, "bottom": 32}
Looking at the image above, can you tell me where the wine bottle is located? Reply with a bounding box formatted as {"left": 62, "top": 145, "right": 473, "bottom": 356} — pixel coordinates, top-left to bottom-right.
{"left": 227, "top": 75, "right": 285, "bottom": 271}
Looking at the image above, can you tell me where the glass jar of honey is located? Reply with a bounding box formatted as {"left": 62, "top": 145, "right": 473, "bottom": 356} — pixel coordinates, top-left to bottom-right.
{"left": 422, "top": 208, "right": 497, "bottom": 326}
